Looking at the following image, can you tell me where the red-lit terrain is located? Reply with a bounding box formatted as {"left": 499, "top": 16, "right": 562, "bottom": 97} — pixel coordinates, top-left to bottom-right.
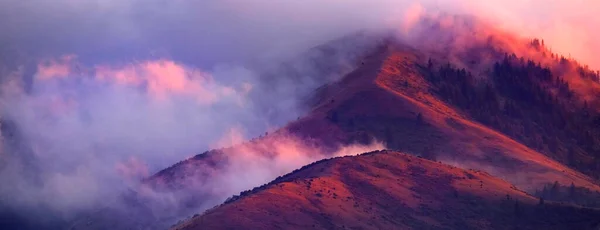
{"left": 149, "top": 39, "right": 600, "bottom": 199}
{"left": 283, "top": 41, "right": 600, "bottom": 192}
{"left": 173, "top": 151, "right": 600, "bottom": 230}
{"left": 71, "top": 16, "right": 600, "bottom": 230}
{"left": 3, "top": 2, "right": 600, "bottom": 230}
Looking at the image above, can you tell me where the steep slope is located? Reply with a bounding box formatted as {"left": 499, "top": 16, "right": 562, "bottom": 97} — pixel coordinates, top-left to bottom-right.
{"left": 173, "top": 150, "right": 600, "bottom": 230}
{"left": 77, "top": 17, "right": 600, "bottom": 228}
{"left": 143, "top": 37, "right": 600, "bottom": 223}
{"left": 283, "top": 41, "right": 600, "bottom": 193}
{"left": 404, "top": 15, "right": 600, "bottom": 177}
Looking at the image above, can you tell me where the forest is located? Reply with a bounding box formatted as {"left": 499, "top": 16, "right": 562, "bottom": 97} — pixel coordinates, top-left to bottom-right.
{"left": 422, "top": 48, "right": 600, "bottom": 179}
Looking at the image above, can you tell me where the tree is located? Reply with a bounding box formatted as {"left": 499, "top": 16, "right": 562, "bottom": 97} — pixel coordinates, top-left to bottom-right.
{"left": 426, "top": 53, "right": 600, "bottom": 179}
{"left": 416, "top": 113, "right": 423, "bottom": 123}
{"left": 551, "top": 181, "right": 560, "bottom": 197}
{"left": 569, "top": 182, "right": 576, "bottom": 198}
{"left": 329, "top": 111, "right": 339, "bottom": 123}
{"left": 427, "top": 58, "right": 433, "bottom": 69}
{"left": 541, "top": 185, "right": 548, "bottom": 198}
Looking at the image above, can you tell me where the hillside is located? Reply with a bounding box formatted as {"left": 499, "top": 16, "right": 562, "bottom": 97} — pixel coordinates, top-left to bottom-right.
{"left": 286, "top": 40, "right": 600, "bottom": 192}
{"left": 173, "top": 150, "right": 600, "bottom": 230}
{"left": 141, "top": 35, "right": 600, "bottom": 227}
{"left": 73, "top": 16, "right": 600, "bottom": 229}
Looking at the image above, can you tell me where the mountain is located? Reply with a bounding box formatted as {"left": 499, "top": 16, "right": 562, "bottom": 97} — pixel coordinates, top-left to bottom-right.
{"left": 141, "top": 36, "right": 600, "bottom": 228}
{"left": 36, "top": 15, "right": 600, "bottom": 229}
{"left": 125, "top": 16, "right": 600, "bottom": 228}
{"left": 148, "top": 32, "right": 600, "bottom": 206}
{"left": 66, "top": 33, "right": 387, "bottom": 230}
{"left": 284, "top": 38, "right": 600, "bottom": 192}
{"left": 172, "top": 150, "right": 600, "bottom": 230}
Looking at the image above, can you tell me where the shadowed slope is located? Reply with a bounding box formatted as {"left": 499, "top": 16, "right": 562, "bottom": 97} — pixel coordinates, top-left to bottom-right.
{"left": 283, "top": 42, "right": 600, "bottom": 193}
{"left": 108, "top": 25, "right": 600, "bottom": 228}
{"left": 65, "top": 33, "right": 388, "bottom": 230}
{"left": 174, "top": 151, "right": 600, "bottom": 230}
{"left": 143, "top": 41, "right": 600, "bottom": 225}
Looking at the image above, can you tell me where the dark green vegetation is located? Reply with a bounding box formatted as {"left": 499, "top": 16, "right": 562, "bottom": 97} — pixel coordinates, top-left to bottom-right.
{"left": 535, "top": 181, "right": 600, "bottom": 208}
{"left": 421, "top": 42, "right": 600, "bottom": 179}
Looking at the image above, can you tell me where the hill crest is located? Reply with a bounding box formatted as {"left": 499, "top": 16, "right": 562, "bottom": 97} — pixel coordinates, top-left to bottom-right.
{"left": 173, "top": 150, "right": 600, "bottom": 230}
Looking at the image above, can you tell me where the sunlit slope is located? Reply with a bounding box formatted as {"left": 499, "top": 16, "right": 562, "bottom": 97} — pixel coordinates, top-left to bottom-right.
{"left": 174, "top": 151, "right": 600, "bottom": 230}
{"left": 284, "top": 42, "right": 600, "bottom": 192}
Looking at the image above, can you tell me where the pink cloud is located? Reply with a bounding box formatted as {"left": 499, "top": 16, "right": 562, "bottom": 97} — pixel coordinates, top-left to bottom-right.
{"left": 115, "top": 156, "right": 150, "bottom": 181}
{"left": 456, "top": 0, "right": 600, "bottom": 69}
{"left": 36, "top": 55, "right": 77, "bottom": 80}
{"left": 192, "top": 129, "right": 386, "bottom": 199}
{"left": 94, "top": 60, "right": 219, "bottom": 103}
{"left": 210, "top": 127, "right": 247, "bottom": 149}
{"left": 401, "top": 2, "right": 425, "bottom": 34}
{"left": 33, "top": 57, "right": 243, "bottom": 105}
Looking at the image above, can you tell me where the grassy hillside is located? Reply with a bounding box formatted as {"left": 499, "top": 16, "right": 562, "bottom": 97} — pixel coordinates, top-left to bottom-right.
{"left": 174, "top": 151, "right": 600, "bottom": 230}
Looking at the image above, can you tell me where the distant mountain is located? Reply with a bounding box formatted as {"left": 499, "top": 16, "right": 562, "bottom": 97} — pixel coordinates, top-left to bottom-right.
{"left": 173, "top": 150, "right": 600, "bottom": 230}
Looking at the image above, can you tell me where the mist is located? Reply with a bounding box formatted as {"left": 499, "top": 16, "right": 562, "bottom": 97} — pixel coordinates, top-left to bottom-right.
{"left": 0, "top": 0, "right": 599, "bottom": 228}
{"left": 0, "top": 35, "right": 382, "bottom": 225}
{"left": 2, "top": 0, "right": 598, "bottom": 68}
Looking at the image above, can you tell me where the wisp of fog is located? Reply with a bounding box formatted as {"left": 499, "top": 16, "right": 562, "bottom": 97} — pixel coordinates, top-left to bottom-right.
{"left": 0, "top": 0, "right": 598, "bottom": 228}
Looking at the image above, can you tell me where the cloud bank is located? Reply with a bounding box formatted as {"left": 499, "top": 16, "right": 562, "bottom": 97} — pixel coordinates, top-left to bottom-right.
{"left": 1, "top": 0, "right": 598, "bottom": 68}
{"left": 0, "top": 0, "right": 598, "bottom": 228}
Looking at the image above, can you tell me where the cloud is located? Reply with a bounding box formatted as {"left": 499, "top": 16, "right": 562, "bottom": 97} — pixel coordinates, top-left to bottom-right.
{"left": 94, "top": 60, "right": 223, "bottom": 103}
{"left": 0, "top": 58, "right": 255, "bottom": 215}
{"left": 205, "top": 130, "right": 385, "bottom": 206}
{"left": 36, "top": 55, "right": 77, "bottom": 80}
{"left": 0, "top": 0, "right": 405, "bottom": 67}
{"left": 2, "top": 0, "right": 598, "bottom": 67}
{"left": 0, "top": 26, "right": 377, "bottom": 227}
{"left": 457, "top": 0, "right": 600, "bottom": 69}
{"left": 0, "top": 0, "right": 599, "bottom": 228}
{"left": 139, "top": 129, "right": 385, "bottom": 226}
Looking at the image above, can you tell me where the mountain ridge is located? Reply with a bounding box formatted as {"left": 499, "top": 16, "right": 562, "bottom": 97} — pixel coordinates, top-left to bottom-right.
{"left": 143, "top": 36, "right": 600, "bottom": 220}
{"left": 72, "top": 16, "right": 600, "bottom": 229}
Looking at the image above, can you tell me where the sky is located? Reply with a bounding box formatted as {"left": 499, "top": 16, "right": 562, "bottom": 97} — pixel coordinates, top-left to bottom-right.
{"left": 0, "top": 0, "right": 598, "bottom": 227}
{"left": 1, "top": 0, "right": 598, "bottom": 66}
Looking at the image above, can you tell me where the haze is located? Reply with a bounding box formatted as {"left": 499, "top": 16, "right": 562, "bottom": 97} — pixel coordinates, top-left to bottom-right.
{"left": 0, "top": 0, "right": 597, "bottom": 226}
